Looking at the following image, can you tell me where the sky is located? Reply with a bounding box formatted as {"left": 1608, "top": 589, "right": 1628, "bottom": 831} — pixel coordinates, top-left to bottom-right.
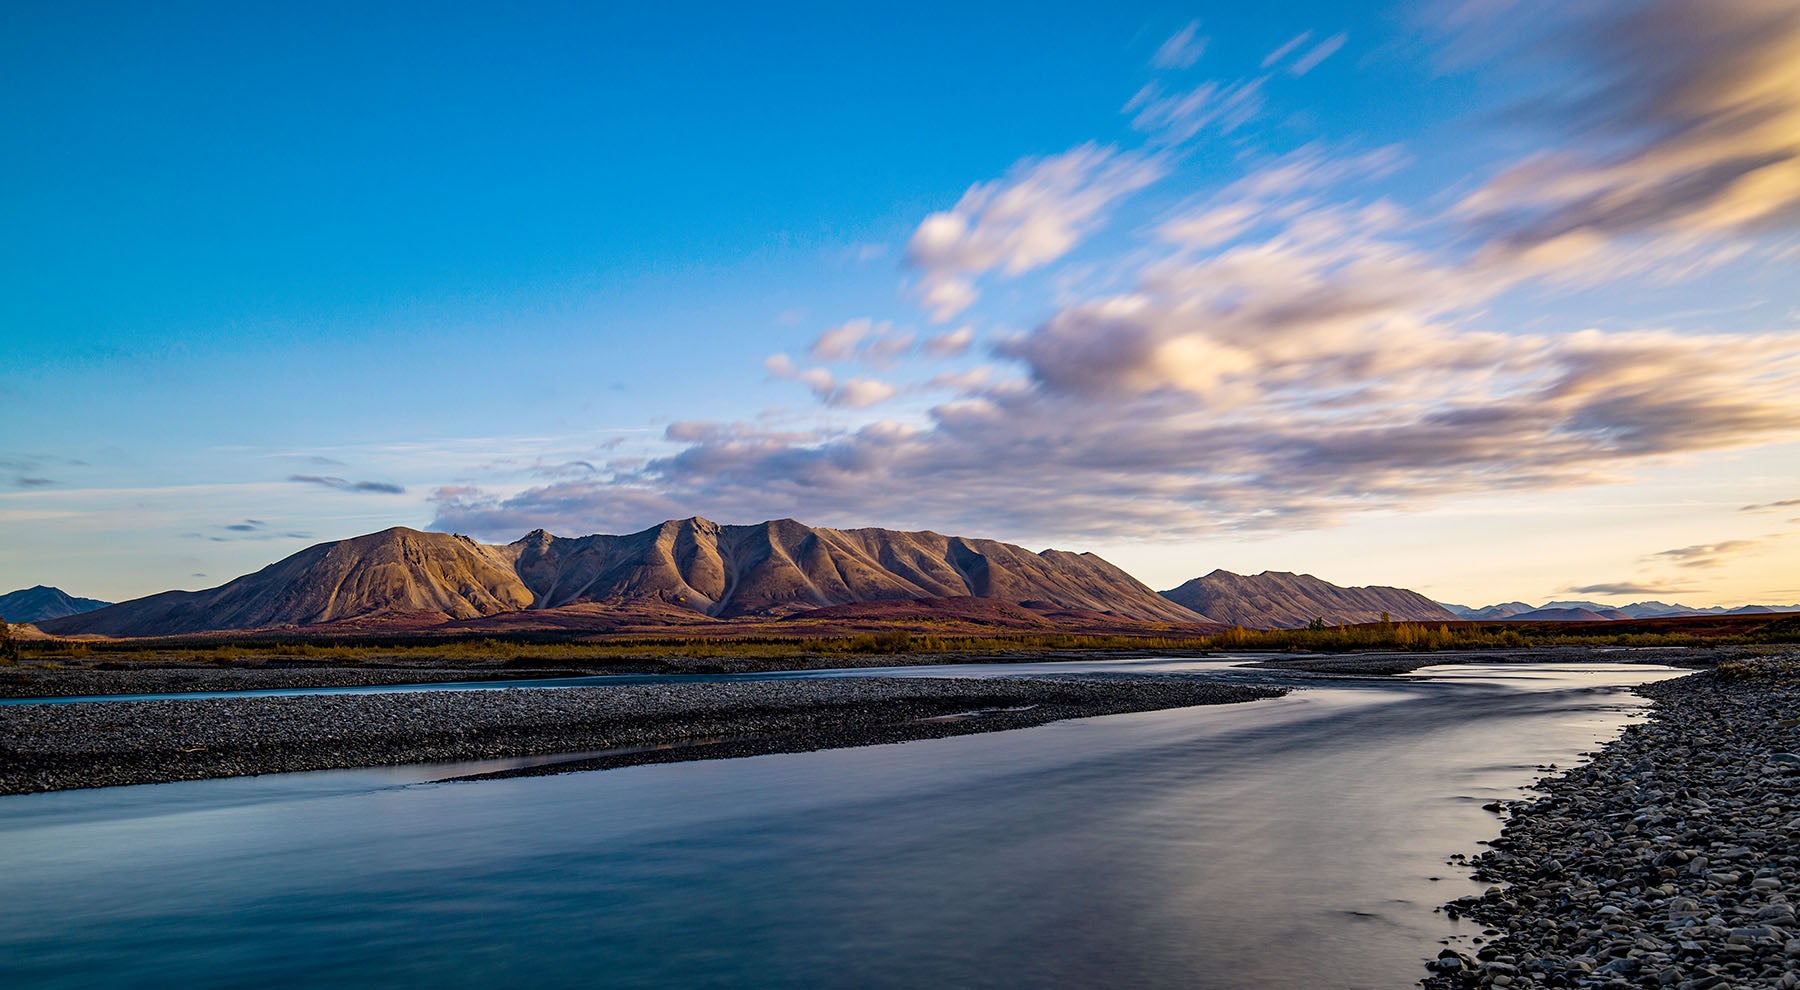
{"left": 3, "top": 0, "right": 1798, "bottom": 609}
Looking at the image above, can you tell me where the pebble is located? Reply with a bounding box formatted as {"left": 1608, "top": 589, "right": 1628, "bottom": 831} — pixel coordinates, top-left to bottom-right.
{"left": 1423, "top": 652, "right": 1800, "bottom": 989}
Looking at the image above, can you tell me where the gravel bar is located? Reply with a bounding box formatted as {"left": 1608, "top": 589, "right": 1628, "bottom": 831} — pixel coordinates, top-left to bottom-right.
{"left": 0, "top": 648, "right": 1228, "bottom": 699}
{"left": 0, "top": 676, "right": 1283, "bottom": 795}
{"left": 1424, "top": 653, "right": 1800, "bottom": 989}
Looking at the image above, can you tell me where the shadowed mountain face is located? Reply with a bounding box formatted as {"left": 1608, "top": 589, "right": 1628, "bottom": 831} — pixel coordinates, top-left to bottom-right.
{"left": 43, "top": 518, "right": 1209, "bottom": 636}
{"left": 1159, "top": 569, "right": 1459, "bottom": 630}
{"left": 0, "top": 586, "right": 112, "bottom": 623}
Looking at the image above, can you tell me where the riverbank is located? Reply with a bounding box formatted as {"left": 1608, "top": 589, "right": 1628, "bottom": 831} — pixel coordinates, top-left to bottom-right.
{"left": 0, "top": 675, "right": 1282, "bottom": 795}
{"left": 0, "top": 644, "right": 1740, "bottom": 699}
{"left": 0, "top": 648, "right": 1209, "bottom": 698}
{"left": 1424, "top": 653, "right": 1800, "bottom": 989}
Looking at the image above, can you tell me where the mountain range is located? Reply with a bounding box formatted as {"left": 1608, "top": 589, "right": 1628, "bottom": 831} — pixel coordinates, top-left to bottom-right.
{"left": 1441, "top": 599, "right": 1800, "bottom": 622}
{"left": 1160, "top": 569, "right": 1458, "bottom": 629}
{"left": 0, "top": 586, "right": 112, "bottom": 624}
{"left": 37, "top": 518, "right": 1209, "bottom": 637}
{"left": 18, "top": 519, "right": 1796, "bottom": 639}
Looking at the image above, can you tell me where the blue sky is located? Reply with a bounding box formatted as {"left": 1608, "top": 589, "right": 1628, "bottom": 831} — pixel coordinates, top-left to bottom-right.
{"left": 4, "top": 0, "right": 1799, "bottom": 607}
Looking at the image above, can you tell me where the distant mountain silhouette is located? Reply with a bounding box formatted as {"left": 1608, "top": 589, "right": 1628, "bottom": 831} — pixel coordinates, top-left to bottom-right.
{"left": 1442, "top": 598, "right": 1800, "bottom": 621}
{"left": 43, "top": 518, "right": 1211, "bottom": 637}
{"left": 0, "top": 586, "right": 112, "bottom": 623}
{"left": 1158, "top": 569, "right": 1458, "bottom": 630}
{"left": 1440, "top": 601, "right": 1534, "bottom": 620}
{"left": 1497, "top": 607, "right": 1617, "bottom": 622}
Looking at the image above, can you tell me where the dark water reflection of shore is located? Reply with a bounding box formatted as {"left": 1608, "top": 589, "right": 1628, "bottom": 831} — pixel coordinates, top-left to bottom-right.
{"left": 0, "top": 662, "right": 1682, "bottom": 989}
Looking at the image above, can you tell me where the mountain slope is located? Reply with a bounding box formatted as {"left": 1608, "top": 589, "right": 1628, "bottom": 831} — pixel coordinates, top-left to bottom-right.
{"left": 505, "top": 518, "right": 1205, "bottom": 622}
{"left": 42, "top": 528, "right": 534, "bottom": 637}
{"left": 44, "top": 518, "right": 1211, "bottom": 636}
{"left": 1161, "top": 570, "right": 1459, "bottom": 629}
{"left": 0, "top": 586, "right": 112, "bottom": 623}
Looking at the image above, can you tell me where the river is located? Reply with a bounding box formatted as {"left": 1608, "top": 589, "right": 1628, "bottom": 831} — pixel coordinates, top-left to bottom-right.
{"left": 0, "top": 661, "right": 1682, "bottom": 988}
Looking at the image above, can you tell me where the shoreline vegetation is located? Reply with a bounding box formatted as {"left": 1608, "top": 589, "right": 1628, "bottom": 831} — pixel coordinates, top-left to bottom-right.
{"left": 1, "top": 608, "right": 1792, "bottom": 695}
{"left": 1425, "top": 654, "right": 1800, "bottom": 989}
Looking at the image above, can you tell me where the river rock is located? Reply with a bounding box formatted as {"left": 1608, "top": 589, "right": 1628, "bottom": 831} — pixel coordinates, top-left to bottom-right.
{"left": 1423, "top": 653, "right": 1800, "bottom": 989}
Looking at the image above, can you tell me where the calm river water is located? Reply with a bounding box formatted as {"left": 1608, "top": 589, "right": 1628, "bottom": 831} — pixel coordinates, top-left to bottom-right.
{"left": 0, "top": 661, "right": 1682, "bottom": 988}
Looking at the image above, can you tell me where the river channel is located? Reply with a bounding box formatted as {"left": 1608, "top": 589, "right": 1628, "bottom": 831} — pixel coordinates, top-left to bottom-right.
{"left": 0, "top": 660, "right": 1682, "bottom": 988}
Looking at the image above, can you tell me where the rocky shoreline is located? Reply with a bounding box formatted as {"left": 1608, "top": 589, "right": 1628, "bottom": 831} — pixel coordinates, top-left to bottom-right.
{"left": 1425, "top": 653, "right": 1800, "bottom": 989}
{"left": 0, "top": 675, "right": 1282, "bottom": 795}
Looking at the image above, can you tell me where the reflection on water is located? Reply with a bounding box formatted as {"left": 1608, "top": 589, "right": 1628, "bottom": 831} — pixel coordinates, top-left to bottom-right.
{"left": 0, "top": 663, "right": 1682, "bottom": 988}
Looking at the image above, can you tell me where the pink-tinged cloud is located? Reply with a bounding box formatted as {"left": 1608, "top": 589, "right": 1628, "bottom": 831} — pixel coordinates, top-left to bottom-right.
{"left": 1454, "top": 0, "right": 1800, "bottom": 270}
{"left": 906, "top": 144, "right": 1164, "bottom": 321}
{"left": 430, "top": 0, "right": 1800, "bottom": 546}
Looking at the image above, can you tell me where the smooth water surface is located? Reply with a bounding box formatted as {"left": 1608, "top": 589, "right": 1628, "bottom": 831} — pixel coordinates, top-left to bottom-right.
{"left": 0, "top": 662, "right": 1682, "bottom": 988}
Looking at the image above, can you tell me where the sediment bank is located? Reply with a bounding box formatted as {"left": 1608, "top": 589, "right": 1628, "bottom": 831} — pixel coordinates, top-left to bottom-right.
{"left": 1425, "top": 654, "right": 1800, "bottom": 989}
{"left": 0, "top": 675, "right": 1283, "bottom": 795}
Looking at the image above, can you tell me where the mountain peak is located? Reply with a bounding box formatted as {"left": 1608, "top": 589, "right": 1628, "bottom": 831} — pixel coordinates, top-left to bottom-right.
{"left": 1161, "top": 570, "right": 1455, "bottom": 629}
{"left": 0, "top": 585, "right": 114, "bottom": 623}
{"left": 44, "top": 517, "right": 1209, "bottom": 636}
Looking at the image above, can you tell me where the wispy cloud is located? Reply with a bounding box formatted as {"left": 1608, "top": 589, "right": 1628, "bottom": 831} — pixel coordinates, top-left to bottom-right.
{"left": 1452, "top": 0, "right": 1800, "bottom": 277}
{"left": 1287, "top": 33, "right": 1345, "bottom": 76}
{"left": 3, "top": 452, "right": 89, "bottom": 490}
{"left": 905, "top": 145, "right": 1165, "bottom": 321}
{"left": 1125, "top": 79, "right": 1266, "bottom": 145}
{"left": 1151, "top": 21, "right": 1208, "bottom": 70}
{"left": 1566, "top": 581, "right": 1699, "bottom": 597}
{"left": 810, "top": 319, "right": 883, "bottom": 362}
{"left": 1262, "top": 33, "right": 1312, "bottom": 69}
{"left": 287, "top": 474, "right": 407, "bottom": 495}
{"left": 432, "top": 0, "right": 1800, "bottom": 546}
{"left": 921, "top": 326, "right": 975, "bottom": 358}
{"left": 764, "top": 355, "right": 900, "bottom": 409}
{"left": 186, "top": 519, "right": 314, "bottom": 543}
{"left": 806, "top": 319, "right": 917, "bottom": 367}
{"left": 1741, "top": 497, "right": 1800, "bottom": 512}
{"left": 1648, "top": 539, "right": 1766, "bottom": 568}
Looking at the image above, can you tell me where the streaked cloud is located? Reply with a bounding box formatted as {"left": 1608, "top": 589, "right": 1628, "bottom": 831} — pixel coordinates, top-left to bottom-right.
{"left": 1453, "top": 0, "right": 1800, "bottom": 274}
{"left": 431, "top": 0, "right": 1800, "bottom": 556}
{"left": 287, "top": 474, "right": 407, "bottom": 495}
{"left": 1262, "top": 33, "right": 1312, "bottom": 69}
{"left": 1125, "top": 79, "right": 1266, "bottom": 145}
{"left": 186, "top": 519, "right": 314, "bottom": 543}
{"left": 764, "top": 354, "right": 900, "bottom": 409}
{"left": 1648, "top": 539, "right": 1767, "bottom": 568}
{"left": 1741, "top": 497, "right": 1800, "bottom": 512}
{"left": 1566, "top": 582, "right": 1700, "bottom": 597}
{"left": 1287, "top": 33, "right": 1345, "bottom": 76}
{"left": 810, "top": 319, "right": 885, "bottom": 362}
{"left": 906, "top": 145, "right": 1164, "bottom": 320}
{"left": 922, "top": 326, "right": 975, "bottom": 358}
{"left": 1152, "top": 21, "right": 1208, "bottom": 70}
